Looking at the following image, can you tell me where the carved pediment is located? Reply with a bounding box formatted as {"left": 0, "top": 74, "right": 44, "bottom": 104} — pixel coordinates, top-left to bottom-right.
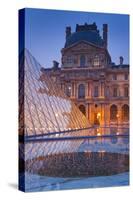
{"left": 66, "top": 41, "right": 100, "bottom": 52}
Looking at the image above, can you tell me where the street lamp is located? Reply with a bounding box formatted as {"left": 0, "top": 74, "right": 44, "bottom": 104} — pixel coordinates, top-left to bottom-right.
{"left": 97, "top": 132, "right": 101, "bottom": 136}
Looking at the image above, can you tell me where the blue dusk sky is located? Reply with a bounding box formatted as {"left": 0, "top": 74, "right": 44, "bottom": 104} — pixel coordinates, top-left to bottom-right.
{"left": 24, "top": 8, "right": 129, "bottom": 68}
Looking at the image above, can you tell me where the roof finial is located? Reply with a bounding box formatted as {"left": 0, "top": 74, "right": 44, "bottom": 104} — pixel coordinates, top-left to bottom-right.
{"left": 66, "top": 26, "right": 71, "bottom": 39}
{"left": 103, "top": 24, "right": 108, "bottom": 49}
{"left": 119, "top": 56, "right": 124, "bottom": 65}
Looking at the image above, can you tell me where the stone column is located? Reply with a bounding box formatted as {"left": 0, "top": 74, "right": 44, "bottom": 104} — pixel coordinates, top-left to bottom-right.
{"left": 71, "top": 82, "right": 76, "bottom": 98}
{"left": 99, "top": 81, "right": 102, "bottom": 97}
{"left": 117, "top": 104, "right": 122, "bottom": 125}
{"left": 119, "top": 84, "right": 123, "bottom": 97}
{"left": 104, "top": 104, "right": 110, "bottom": 126}
{"left": 88, "top": 82, "right": 90, "bottom": 97}
{"left": 89, "top": 104, "right": 94, "bottom": 125}
{"left": 85, "top": 83, "right": 88, "bottom": 99}
{"left": 101, "top": 82, "right": 105, "bottom": 97}
{"left": 71, "top": 82, "right": 74, "bottom": 97}
{"left": 86, "top": 103, "right": 89, "bottom": 121}
{"left": 90, "top": 81, "right": 93, "bottom": 97}
{"left": 88, "top": 82, "right": 91, "bottom": 97}
{"left": 100, "top": 103, "right": 105, "bottom": 126}
{"left": 75, "top": 82, "right": 77, "bottom": 99}
{"left": 88, "top": 103, "right": 90, "bottom": 121}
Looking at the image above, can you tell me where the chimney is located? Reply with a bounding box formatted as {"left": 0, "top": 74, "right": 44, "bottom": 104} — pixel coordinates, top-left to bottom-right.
{"left": 66, "top": 26, "right": 71, "bottom": 39}
{"left": 119, "top": 56, "right": 124, "bottom": 65}
{"left": 103, "top": 24, "right": 108, "bottom": 49}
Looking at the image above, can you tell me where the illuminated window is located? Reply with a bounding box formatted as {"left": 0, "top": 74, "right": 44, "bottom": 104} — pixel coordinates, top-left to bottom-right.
{"left": 110, "top": 105, "right": 118, "bottom": 121}
{"left": 78, "top": 84, "right": 85, "bottom": 99}
{"left": 80, "top": 55, "right": 86, "bottom": 67}
{"left": 93, "top": 55, "right": 100, "bottom": 67}
{"left": 122, "top": 104, "right": 129, "bottom": 121}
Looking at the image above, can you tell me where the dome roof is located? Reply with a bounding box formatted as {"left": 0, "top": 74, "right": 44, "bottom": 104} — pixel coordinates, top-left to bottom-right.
{"left": 65, "top": 30, "right": 104, "bottom": 48}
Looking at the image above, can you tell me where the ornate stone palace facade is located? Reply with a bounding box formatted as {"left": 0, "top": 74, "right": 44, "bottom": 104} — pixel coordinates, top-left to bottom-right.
{"left": 41, "top": 22, "right": 129, "bottom": 126}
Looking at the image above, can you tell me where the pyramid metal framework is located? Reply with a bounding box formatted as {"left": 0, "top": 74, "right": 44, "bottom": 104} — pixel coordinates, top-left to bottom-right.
{"left": 19, "top": 49, "right": 93, "bottom": 161}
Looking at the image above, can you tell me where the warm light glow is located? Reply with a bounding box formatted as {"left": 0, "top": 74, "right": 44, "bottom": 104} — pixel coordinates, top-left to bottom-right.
{"left": 97, "top": 132, "right": 101, "bottom": 136}
{"left": 55, "top": 134, "right": 59, "bottom": 137}
{"left": 116, "top": 132, "right": 119, "bottom": 135}
{"left": 116, "top": 114, "right": 119, "bottom": 118}
{"left": 97, "top": 112, "right": 101, "bottom": 119}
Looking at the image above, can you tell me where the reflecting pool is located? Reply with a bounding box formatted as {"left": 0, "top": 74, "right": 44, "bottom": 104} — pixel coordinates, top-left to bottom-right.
{"left": 19, "top": 126, "right": 129, "bottom": 192}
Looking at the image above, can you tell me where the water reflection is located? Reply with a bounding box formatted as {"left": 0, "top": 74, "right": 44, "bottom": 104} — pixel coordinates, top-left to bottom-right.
{"left": 93, "top": 126, "right": 129, "bottom": 136}
{"left": 21, "top": 127, "right": 129, "bottom": 180}
{"left": 25, "top": 152, "right": 129, "bottom": 178}
{"left": 79, "top": 129, "right": 129, "bottom": 156}
{"left": 111, "top": 136, "right": 118, "bottom": 144}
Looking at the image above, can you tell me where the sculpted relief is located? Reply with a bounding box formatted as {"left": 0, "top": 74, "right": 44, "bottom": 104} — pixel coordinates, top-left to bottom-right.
{"left": 69, "top": 42, "right": 98, "bottom": 52}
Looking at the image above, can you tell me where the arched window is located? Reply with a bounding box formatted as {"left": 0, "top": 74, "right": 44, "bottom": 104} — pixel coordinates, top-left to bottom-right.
{"left": 80, "top": 55, "right": 86, "bottom": 67}
{"left": 78, "top": 84, "right": 85, "bottom": 99}
{"left": 122, "top": 104, "right": 129, "bottom": 121}
{"left": 79, "top": 105, "right": 86, "bottom": 115}
{"left": 110, "top": 105, "right": 118, "bottom": 121}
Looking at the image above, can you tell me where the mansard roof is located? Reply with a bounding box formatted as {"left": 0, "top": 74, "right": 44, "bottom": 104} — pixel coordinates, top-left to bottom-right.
{"left": 65, "top": 31, "right": 104, "bottom": 48}
{"left": 65, "top": 23, "right": 104, "bottom": 48}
